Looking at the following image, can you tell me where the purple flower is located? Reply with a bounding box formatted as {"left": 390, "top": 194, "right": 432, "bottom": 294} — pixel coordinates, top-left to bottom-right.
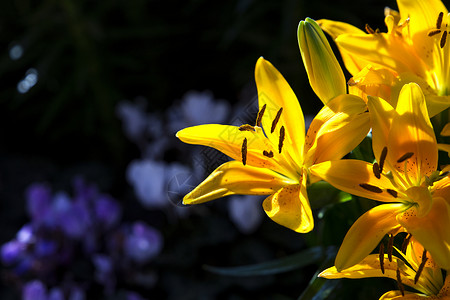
{"left": 92, "top": 254, "right": 114, "bottom": 286}
{"left": 34, "top": 239, "right": 57, "bottom": 257}
{"left": 124, "top": 222, "right": 163, "bottom": 264}
{"left": 1, "top": 240, "right": 26, "bottom": 265}
{"left": 26, "top": 184, "right": 52, "bottom": 224}
{"left": 22, "top": 280, "right": 47, "bottom": 300}
{"left": 94, "top": 195, "right": 121, "bottom": 229}
{"left": 48, "top": 288, "right": 64, "bottom": 300}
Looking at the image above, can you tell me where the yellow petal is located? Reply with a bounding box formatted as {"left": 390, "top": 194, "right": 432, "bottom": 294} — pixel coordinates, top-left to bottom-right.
{"left": 347, "top": 65, "right": 396, "bottom": 103}
{"left": 441, "top": 123, "right": 450, "bottom": 136}
{"left": 298, "top": 18, "right": 346, "bottom": 104}
{"left": 438, "top": 143, "right": 450, "bottom": 157}
{"left": 304, "top": 94, "right": 370, "bottom": 166}
{"left": 379, "top": 290, "right": 429, "bottom": 300}
{"left": 255, "top": 58, "right": 305, "bottom": 165}
{"left": 317, "top": 19, "right": 369, "bottom": 75}
{"left": 310, "top": 160, "right": 399, "bottom": 203}
{"left": 176, "top": 124, "right": 287, "bottom": 174}
{"left": 397, "top": 196, "right": 450, "bottom": 270}
{"left": 262, "top": 169, "right": 313, "bottom": 233}
{"left": 183, "top": 161, "right": 294, "bottom": 205}
{"left": 367, "top": 95, "right": 396, "bottom": 163}
{"left": 319, "top": 254, "right": 416, "bottom": 285}
{"left": 335, "top": 203, "right": 404, "bottom": 271}
{"left": 388, "top": 83, "right": 437, "bottom": 180}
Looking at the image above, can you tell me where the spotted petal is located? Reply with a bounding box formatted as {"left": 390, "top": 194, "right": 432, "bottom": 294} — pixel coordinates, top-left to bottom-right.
{"left": 262, "top": 169, "right": 313, "bottom": 233}
{"left": 183, "top": 161, "right": 295, "bottom": 205}
{"left": 335, "top": 203, "right": 404, "bottom": 271}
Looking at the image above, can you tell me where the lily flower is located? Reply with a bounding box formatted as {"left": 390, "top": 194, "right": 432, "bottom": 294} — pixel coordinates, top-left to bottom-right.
{"left": 177, "top": 57, "right": 369, "bottom": 233}
{"left": 318, "top": 0, "right": 450, "bottom": 116}
{"left": 310, "top": 83, "right": 450, "bottom": 270}
{"left": 319, "top": 237, "right": 450, "bottom": 299}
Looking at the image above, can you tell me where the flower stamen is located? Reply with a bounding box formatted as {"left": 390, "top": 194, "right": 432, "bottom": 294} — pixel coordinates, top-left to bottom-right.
{"left": 263, "top": 150, "right": 274, "bottom": 158}
{"left": 379, "top": 243, "right": 385, "bottom": 274}
{"left": 373, "top": 163, "right": 381, "bottom": 179}
{"left": 401, "top": 233, "right": 411, "bottom": 254}
{"left": 239, "top": 124, "right": 255, "bottom": 132}
{"left": 414, "top": 249, "right": 428, "bottom": 284}
{"left": 397, "top": 152, "right": 414, "bottom": 163}
{"left": 278, "top": 126, "right": 285, "bottom": 153}
{"left": 379, "top": 147, "right": 388, "bottom": 173}
{"left": 387, "top": 234, "right": 394, "bottom": 262}
{"left": 365, "top": 24, "right": 375, "bottom": 34}
{"left": 387, "top": 189, "right": 398, "bottom": 198}
{"left": 271, "top": 107, "right": 283, "bottom": 133}
{"left": 241, "top": 138, "right": 247, "bottom": 165}
{"left": 256, "top": 104, "right": 266, "bottom": 127}
{"left": 359, "top": 183, "right": 383, "bottom": 193}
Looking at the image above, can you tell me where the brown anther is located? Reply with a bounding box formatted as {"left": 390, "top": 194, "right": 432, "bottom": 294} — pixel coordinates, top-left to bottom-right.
{"left": 414, "top": 249, "right": 428, "bottom": 284}
{"left": 437, "top": 12, "right": 444, "bottom": 29}
{"left": 239, "top": 124, "right": 255, "bottom": 132}
{"left": 379, "top": 147, "right": 388, "bottom": 173}
{"left": 397, "top": 268, "right": 405, "bottom": 296}
{"left": 387, "top": 234, "right": 394, "bottom": 262}
{"left": 278, "top": 126, "right": 285, "bottom": 154}
{"left": 365, "top": 24, "right": 375, "bottom": 34}
{"left": 271, "top": 107, "right": 283, "bottom": 133}
{"left": 428, "top": 29, "right": 442, "bottom": 37}
{"left": 256, "top": 104, "right": 266, "bottom": 127}
{"left": 359, "top": 183, "right": 383, "bottom": 193}
{"left": 241, "top": 138, "right": 247, "bottom": 166}
{"left": 401, "top": 234, "right": 411, "bottom": 254}
{"left": 373, "top": 163, "right": 381, "bottom": 179}
{"left": 387, "top": 189, "right": 398, "bottom": 198}
{"left": 397, "top": 152, "right": 414, "bottom": 163}
{"left": 441, "top": 31, "right": 447, "bottom": 48}
{"left": 379, "top": 243, "right": 385, "bottom": 274}
{"left": 263, "top": 150, "right": 274, "bottom": 158}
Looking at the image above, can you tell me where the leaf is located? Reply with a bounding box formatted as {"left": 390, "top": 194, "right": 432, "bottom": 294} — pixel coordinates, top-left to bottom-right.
{"left": 203, "top": 246, "right": 336, "bottom": 277}
{"left": 308, "top": 181, "right": 353, "bottom": 210}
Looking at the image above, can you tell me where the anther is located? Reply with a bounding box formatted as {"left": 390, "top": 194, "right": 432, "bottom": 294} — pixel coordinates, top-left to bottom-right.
{"left": 428, "top": 29, "right": 442, "bottom": 37}
{"left": 414, "top": 249, "right": 428, "bottom": 284}
{"left": 401, "top": 234, "right": 411, "bottom": 254}
{"left": 256, "top": 104, "right": 266, "bottom": 127}
{"left": 278, "top": 126, "right": 285, "bottom": 154}
{"left": 397, "top": 152, "right": 414, "bottom": 163}
{"left": 365, "top": 24, "right": 375, "bottom": 34}
{"left": 397, "top": 268, "right": 405, "bottom": 296}
{"left": 387, "top": 234, "right": 394, "bottom": 262}
{"left": 271, "top": 108, "right": 283, "bottom": 133}
{"left": 263, "top": 150, "right": 274, "bottom": 158}
{"left": 241, "top": 138, "right": 247, "bottom": 165}
{"left": 379, "top": 243, "right": 385, "bottom": 274}
{"left": 441, "top": 31, "right": 447, "bottom": 48}
{"left": 359, "top": 183, "right": 383, "bottom": 193}
{"left": 239, "top": 124, "right": 255, "bottom": 132}
{"left": 387, "top": 189, "right": 398, "bottom": 198}
{"left": 437, "top": 12, "right": 444, "bottom": 29}
{"left": 373, "top": 163, "right": 381, "bottom": 179}
{"left": 379, "top": 147, "right": 388, "bottom": 173}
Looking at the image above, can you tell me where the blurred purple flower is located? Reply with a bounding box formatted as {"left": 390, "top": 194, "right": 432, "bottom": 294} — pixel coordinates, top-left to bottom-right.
{"left": 48, "top": 288, "right": 64, "bottom": 300}
{"left": 116, "top": 99, "right": 149, "bottom": 142}
{"left": 26, "top": 183, "right": 52, "bottom": 224}
{"left": 94, "top": 195, "right": 121, "bottom": 229}
{"left": 124, "top": 222, "right": 163, "bottom": 264}
{"left": 167, "top": 90, "right": 230, "bottom": 132}
{"left": 92, "top": 254, "right": 115, "bottom": 290}
{"left": 228, "top": 195, "right": 263, "bottom": 234}
{"left": 69, "top": 286, "right": 86, "bottom": 300}
{"left": 22, "top": 280, "right": 47, "bottom": 300}
{"left": 1, "top": 240, "right": 26, "bottom": 265}
{"left": 34, "top": 239, "right": 57, "bottom": 258}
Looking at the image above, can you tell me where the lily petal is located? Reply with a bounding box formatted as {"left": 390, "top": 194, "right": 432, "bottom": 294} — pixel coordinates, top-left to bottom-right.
{"left": 304, "top": 94, "right": 370, "bottom": 166}
{"left": 335, "top": 203, "right": 404, "bottom": 271}
{"left": 255, "top": 58, "right": 305, "bottom": 165}
{"left": 262, "top": 169, "right": 313, "bottom": 233}
{"left": 398, "top": 196, "right": 450, "bottom": 270}
{"left": 310, "top": 160, "right": 399, "bottom": 203}
{"left": 388, "top": 83, "right": 437, "bottom": 180}
{"left": 183, "top": 161, "right": 294, "bottom": 205}
{"left": 379, "top": 290, "right": 429, "bottom": 300}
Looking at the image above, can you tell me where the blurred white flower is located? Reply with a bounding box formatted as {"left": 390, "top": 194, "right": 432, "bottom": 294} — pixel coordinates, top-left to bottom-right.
{"left": 228, "top": 195, "right": 263, "bottom": 234}
{"left": 116, "top": 99, "right": 149, "bottom": 142}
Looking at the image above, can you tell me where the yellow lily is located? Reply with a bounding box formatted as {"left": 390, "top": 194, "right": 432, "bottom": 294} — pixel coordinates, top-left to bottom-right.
{"left": 318, "top": 0, "right": 450, "bottom": 116}
{"left": 177, "top": 57, "right": 369, "bottom": 233}
{"left": 319, "top": 237, "right": 450, "bottom": 299}
{"left": 310, "top": 83, "right": 450, "bottom": 270}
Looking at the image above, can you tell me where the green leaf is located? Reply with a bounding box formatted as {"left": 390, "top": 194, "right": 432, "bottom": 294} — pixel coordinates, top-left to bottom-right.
{"left": 203, "top": 246, "right": 336, "bottom": 277}
{"left": 308, "top": 181, "right": 352, "bottom": 210}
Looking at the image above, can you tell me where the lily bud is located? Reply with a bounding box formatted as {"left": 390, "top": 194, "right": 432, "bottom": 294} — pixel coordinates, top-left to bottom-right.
{"left": 298, "top": 18, "right": 346, "bottom": 104}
